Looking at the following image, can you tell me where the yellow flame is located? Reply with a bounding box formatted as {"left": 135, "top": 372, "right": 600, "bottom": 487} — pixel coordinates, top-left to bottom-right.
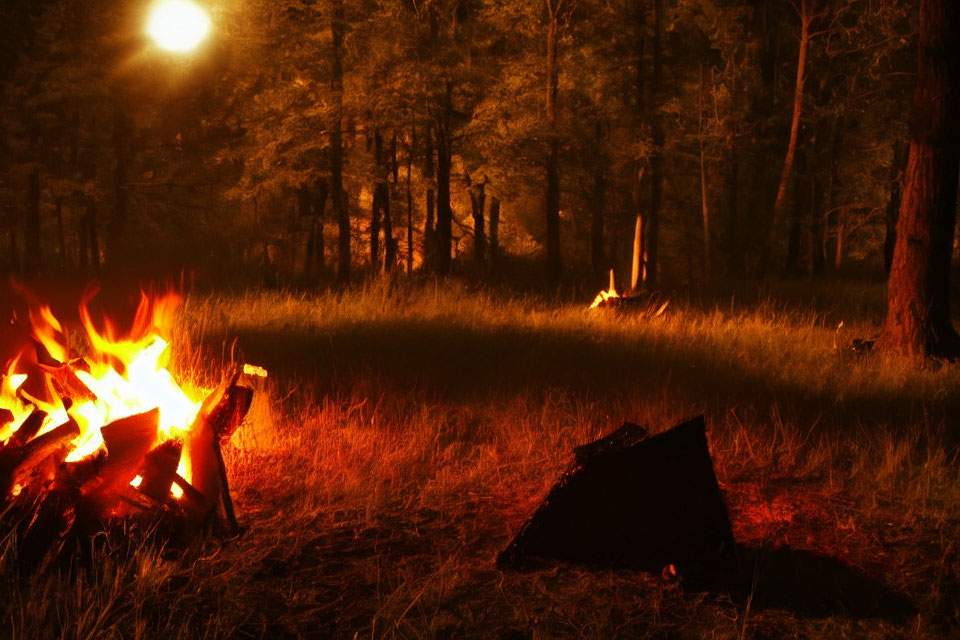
{"left": 589, "top": 270, "right": 620, "bottom": 309}
{"left": 2, "top": 291, "right": 204, "bottom": 499}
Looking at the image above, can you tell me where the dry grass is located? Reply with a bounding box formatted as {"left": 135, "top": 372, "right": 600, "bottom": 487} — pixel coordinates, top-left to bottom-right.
{"left": 2, "top": 278, "right": 959, "bottom": 639}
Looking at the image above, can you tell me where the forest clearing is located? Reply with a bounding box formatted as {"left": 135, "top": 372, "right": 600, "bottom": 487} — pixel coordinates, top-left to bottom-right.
{"left": 3, "top": 281, "right": 957, "bottom": 638}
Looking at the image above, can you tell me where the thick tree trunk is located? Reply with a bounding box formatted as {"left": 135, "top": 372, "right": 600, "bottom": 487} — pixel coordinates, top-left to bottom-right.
{"left": 883, "top": 139, "right": 910, "bottom": 273}
{"left": 25, "top": 169, "right": 41, "bottom": 275}
{"left": 879, "top": 0, "right": 960, "bottom": 357}
{"left": 545, "top": 6, "right": 562, "bottom": 284}
{"left": 331, "top": 0, "right": 349, "bottom": 282}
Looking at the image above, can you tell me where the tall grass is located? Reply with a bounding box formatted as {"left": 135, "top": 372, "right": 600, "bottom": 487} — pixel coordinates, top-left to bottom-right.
{"left": 2, "top": 279, "right": 958, "bottom": 638}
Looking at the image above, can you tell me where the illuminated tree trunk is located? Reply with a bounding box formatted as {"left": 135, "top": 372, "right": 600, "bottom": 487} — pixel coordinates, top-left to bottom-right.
{"left": 879, "top": 0, "right": 960, "bottom": 357}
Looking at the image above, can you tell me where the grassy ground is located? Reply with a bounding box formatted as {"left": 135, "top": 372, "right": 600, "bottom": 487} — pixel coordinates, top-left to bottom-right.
{"left": 3, "top": 278, "right": 960, "bottom": 639}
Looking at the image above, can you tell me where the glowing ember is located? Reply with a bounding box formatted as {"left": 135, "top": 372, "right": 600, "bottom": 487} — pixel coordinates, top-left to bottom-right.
{"left": 589, "top": 269, "right": 621, "bottom": 309}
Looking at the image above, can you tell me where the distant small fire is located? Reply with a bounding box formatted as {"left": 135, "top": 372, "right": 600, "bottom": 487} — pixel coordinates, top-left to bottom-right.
{"left": 589, "top": 270, "right": 620, "bottom": 309}
{"left": 0, "top": 289, "right": 259, "bottom": 565}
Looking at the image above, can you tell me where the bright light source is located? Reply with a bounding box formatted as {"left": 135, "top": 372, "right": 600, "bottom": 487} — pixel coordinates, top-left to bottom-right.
{"left": 147, "top": 1, "right": 211, "bottom": 53}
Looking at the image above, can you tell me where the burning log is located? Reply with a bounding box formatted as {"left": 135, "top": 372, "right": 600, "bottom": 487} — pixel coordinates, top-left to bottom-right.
{"left": 188, "top": 370, "right": 253, "bottom": 533}
{"left": 9, "top": 418, "right": 82, "bottom": 494}
{"left": 0, "top": 290, "right": 260, "bottom": 569}
{"left": 137, "top": 440, "right": 182, "bottom": 504}
{"left": 83, "top": 408, "right": 160, "bottom": 516}
{"left": 6, "top": 408, "right": 47, "bottom": 449}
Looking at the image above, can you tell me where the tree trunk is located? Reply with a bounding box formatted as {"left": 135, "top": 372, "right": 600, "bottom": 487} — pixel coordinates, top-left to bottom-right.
{"left": 879, "top": 0, "right": 960, "bottom": 357}
{"left": 316, "top": 179, "right": 327, "bottom": 273}
{"left": 423, "top": 124, "right": 436, "bottom": 271}
{"left": 331, "top": 0, "right": 350, "bottom": 282}
{"left": 25, "top": 169, "right": 41, "bottom": 275}
{"left": 545, "top": 5, "right": 562, "bottom": 284}
{"left": 371, "top": 132, "right": 385, "bottom": 272}
{"left": 469, "top": 179, "right": 486, "bottom": 268}
{"left": 768, "top": 0, "right": 813, "bottom": 276}
{"left": 435, "top": 82, "right": 454, "bottom": 276}
{"left": 883, "top": 139, "right": 910, "bottom": 273}
{"left": 407, "top": 127, "right": 415, "bottom": 274}
{"left": 631, "top": 213, "right": 645, "bottom": 291}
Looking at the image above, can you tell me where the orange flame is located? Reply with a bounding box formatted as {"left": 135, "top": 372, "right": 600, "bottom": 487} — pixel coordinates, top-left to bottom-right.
{"left": 589, "top": 269, "right": 620, "bottom": 309}
{"left": 1, "top": 291, "right": 203, "bottom": 499}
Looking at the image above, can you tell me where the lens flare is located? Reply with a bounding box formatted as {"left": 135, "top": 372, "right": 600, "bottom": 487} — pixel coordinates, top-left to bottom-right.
{"left": 147, "top": 1, "right": 211, "bottom": 53}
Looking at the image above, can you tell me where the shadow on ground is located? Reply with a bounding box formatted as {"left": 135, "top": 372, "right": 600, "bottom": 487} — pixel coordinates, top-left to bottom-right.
{"left": 735, "top": 544, "right": 915, "bottom": 622}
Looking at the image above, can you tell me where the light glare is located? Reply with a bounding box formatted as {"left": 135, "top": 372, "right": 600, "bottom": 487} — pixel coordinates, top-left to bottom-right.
{"left": 147, "top": 1, "right": 211, "bottom": 53}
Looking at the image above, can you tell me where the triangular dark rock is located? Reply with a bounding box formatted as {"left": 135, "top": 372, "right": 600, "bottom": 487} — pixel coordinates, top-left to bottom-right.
{"left": 497, "top": 415, "right": 736, "bottom": 585}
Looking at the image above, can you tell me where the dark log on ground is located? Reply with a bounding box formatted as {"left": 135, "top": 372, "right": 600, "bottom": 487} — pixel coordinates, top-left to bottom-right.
{"left": 497, "top": 415, "right": 736, "bottom": 587}
{"left": 0, "top": 408, "right": 13, "bottom": 430}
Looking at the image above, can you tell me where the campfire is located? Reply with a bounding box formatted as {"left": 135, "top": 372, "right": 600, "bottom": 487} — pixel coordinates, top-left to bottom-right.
{"left": 0, "top": 290, "right": 260, "bottom": 568}
{"left": 589, "top": 270, "right": 621, "bottom": 309}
